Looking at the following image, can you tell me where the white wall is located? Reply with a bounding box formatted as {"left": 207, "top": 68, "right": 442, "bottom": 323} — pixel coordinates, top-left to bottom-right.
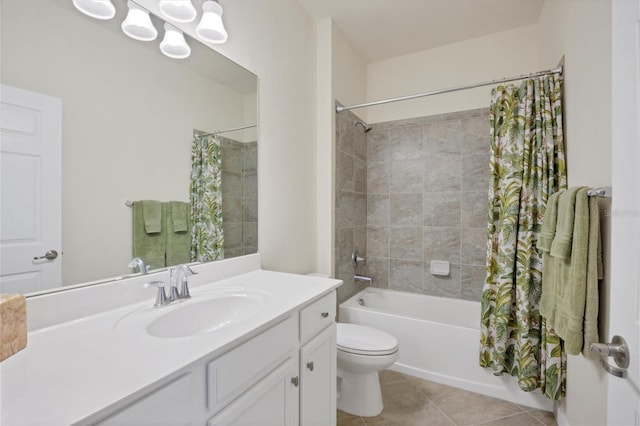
{"left": 314, "top": 20, "right": 369, "bottom": 276}
{"left": 1, "top": 0, "right": 249, "bottom": 284}
{"left": 316, "top": 19, "right": 334, "bottom": 276}
{"left": 537, "top": 1, "right": 612, "bottom": 425}
{"left": 365, "top": 25, "right": 540, "bottom": 123}
{"left": 331, "top": 25, "right": 369, "bottom": 123}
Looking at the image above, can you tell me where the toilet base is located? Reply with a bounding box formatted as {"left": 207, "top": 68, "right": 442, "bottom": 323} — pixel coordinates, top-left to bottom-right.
{"left": 336, "top": 367, "right": 383, "bottom": 417}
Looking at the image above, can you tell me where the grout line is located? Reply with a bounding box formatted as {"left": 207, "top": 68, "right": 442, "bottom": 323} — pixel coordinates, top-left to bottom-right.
{"left": 471, "top": 410, "right": 547, "bottom": 426}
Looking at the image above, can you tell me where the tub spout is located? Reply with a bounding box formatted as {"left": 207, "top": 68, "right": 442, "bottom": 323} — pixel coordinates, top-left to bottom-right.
{"left": 354, "top": 274, "right": 373, "bottom": 284}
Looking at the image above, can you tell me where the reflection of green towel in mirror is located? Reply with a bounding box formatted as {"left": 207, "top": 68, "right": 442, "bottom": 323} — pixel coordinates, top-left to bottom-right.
{"left": 166, "top": 201, "right": 191, "bottom": 266}
{"left": 141, "top": 200, "right": 162, "bottom": 233}
{"left": 132, "top": 201, "right": 166, "bottom": 270}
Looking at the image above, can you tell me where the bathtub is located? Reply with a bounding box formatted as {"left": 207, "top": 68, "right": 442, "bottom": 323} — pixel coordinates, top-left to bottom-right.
{"left": 339, "top": 287, "right": 553, "bottom": 411}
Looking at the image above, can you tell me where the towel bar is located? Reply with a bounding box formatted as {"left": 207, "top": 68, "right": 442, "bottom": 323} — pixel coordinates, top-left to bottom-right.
{"left": 587, "top": 187, "right": 612, "bottom": 198}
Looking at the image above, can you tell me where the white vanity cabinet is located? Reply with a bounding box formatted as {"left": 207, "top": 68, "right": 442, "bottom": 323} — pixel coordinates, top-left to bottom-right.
{"left": 300, "top": 325, "right": 336, "bottom": 426}
{"left": 210, "top": 291, "right": 337, "bottom": 426}
{"left": 299, "top": 292, "right": 337, "bottom": 426}
{"left": 93, "top": 290, "right": 337, "bottom": 426}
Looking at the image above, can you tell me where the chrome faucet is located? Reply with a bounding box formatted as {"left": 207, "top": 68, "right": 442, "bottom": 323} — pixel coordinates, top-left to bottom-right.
{"left": 128, "top": 257, "right": 148, "bottom": 274}
{"left": 149, "top": 265, "right": 198, "bottom": 308}
{"left": 169, "top": 264, "right": 198, "bottom": 301}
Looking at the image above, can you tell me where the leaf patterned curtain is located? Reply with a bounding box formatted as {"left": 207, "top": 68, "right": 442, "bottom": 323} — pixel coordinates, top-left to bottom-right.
{"left": 190, "top": 134, "right": 224, "bottom": 262}
{"left": 479, "top": 73, "right": 567, "bottom": 400}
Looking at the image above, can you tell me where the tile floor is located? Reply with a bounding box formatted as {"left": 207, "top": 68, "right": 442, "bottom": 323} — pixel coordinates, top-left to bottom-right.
{"left": 337, "top": 370, "right": 558, "bottom": 426}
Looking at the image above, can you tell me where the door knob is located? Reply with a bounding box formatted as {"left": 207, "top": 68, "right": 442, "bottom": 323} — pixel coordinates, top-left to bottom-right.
{"left": 590, "top": 335, "right": 629, "bottom": 378}
{"left": 307, "top": 361, "right": 314, "bottom": 371}
{"left": 291, "top": 376, "right": 299, "bottom": 387}
{"left": 33, "top": 250, "right": 58, "bottom": 261}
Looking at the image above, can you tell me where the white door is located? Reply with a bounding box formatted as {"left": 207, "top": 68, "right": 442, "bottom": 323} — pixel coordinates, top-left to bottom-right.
{"left": 607, "top": 0, "right": 640, "bottom": 424}
{"left": 0, "top": 84, "right": 62, "bottom": 294}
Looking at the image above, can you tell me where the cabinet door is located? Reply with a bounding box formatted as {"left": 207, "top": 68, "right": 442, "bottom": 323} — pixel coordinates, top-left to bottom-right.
{"left": 300, "top": 324, "right": 336, "bottom": 426}
{"left": 208, "top": 357, "right": 299, "bottom": 426}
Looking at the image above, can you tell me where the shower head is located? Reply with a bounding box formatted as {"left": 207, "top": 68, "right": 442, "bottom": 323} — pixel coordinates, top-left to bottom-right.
{"left": 354, "top": 120, "right": 372, "bottom": 133}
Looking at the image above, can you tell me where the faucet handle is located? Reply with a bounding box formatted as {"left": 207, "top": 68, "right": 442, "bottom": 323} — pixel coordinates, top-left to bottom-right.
{"left": 179, "top": 276, "right": 191, "bottom": 299}
{"left": 149, "top": 281, "right": 167, "bottom": 308}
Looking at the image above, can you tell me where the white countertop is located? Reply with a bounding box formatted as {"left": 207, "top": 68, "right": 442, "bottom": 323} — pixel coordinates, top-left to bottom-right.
{"left": 0, "top": 263, "right": 340, "bottom": 425}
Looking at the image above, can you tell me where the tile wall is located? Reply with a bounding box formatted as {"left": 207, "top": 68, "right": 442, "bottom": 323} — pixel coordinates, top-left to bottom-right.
{"left": 221, "top": 137, "right": 258, "bottom": 258}
{"left": 335, "top": 105, "right": 369, "bottom": 304}
{"left": 365, "top": 108, "right": 490, "bottom": 301}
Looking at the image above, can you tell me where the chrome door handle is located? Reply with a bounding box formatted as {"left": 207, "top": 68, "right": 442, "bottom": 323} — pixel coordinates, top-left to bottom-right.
{"left": 590, "top": 335, "right": 629, "bottom": 378}
{"left": 33, "top": 250, "right": 58, "bottom": 261}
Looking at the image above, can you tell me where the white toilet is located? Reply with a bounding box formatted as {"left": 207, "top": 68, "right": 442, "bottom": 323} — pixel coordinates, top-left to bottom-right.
{"left": 336, "top": 323, "right": 399, "bottom": 417}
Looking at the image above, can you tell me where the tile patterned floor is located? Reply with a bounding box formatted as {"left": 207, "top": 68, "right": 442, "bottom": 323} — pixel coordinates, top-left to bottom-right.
{"left": 338, "top": 370, "right": 558, "bottom": 426}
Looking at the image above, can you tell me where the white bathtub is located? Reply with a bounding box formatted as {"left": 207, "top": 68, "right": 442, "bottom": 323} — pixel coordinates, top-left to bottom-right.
{"left": 339, "top": 287, "right": 553, "bottom": 411}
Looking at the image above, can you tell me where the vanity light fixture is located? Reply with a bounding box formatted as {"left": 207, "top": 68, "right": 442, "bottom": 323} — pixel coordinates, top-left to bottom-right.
{"left": 72, "top": 0, "right": 116, "bottom": 20}
{"left": 121, "top": 0, "right": 158, "bottom": 41}
{"left": 195, "top": 0, "right": 228, "bottom": 44}
{"left": 159, "top": 0, "right": 198, "bottom": 23}
{"left": 160, "top": 23, "right": 191, "bottom": 59}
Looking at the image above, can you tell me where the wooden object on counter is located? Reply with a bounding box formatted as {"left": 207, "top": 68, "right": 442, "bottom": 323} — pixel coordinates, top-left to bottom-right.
{"left": 0, "top": 294, "right": 27, "bottom": 361}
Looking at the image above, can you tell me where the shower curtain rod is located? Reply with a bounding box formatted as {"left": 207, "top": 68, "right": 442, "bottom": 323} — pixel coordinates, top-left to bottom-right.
{"left": 335, "top": 66, "right": 564, "bottom": 113}
{"left": 197, "top": 124, "right": 257, "bottom": 137}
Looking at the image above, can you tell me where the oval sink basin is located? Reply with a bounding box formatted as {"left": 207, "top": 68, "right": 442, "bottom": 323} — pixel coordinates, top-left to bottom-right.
{"left": 146, "top": 293, "right": 264, "bottom": 338}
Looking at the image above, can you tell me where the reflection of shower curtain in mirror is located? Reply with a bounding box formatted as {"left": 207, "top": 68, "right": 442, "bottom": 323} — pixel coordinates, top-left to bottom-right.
{"left": 479, "top": 73, "right": 567, "bottom": 400}
{"left": 190, "top": 134, "right": 224, "bottom": 261}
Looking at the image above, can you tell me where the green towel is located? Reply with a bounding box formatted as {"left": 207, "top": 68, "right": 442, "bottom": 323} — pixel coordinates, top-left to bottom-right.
{"left": 170, "top": 201, "right": 188, "bottom": 232}
{"left": 550, "top": 187, "right": 584, "bottom": 259}
{"left": 132, "top": 201, "right": 166, "bottom": 270}
{"left": 166, "top": 201, "right": 192, "bottom": 266}
{"left": 582, "top": 194, "right": 603, "bottom": 358}
{"left": 540, "top": 188, "right": 602, "bottom": 356}
{"left": 141, "top": 200, "right": 162, "bottom": 234}
{"left": 539, "top": 190, "right": 564, "bottom": 252}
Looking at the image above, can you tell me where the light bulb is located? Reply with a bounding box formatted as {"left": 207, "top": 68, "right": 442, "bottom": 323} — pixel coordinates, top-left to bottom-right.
{"left": 159, "top": 0, "right": 197, "bottom": 23}
{"left": 160, "top": 23, "right": 191, "bottom": 59}
{"left": 196, "top": 1, "right": 228, "bottom": 44}
{"left": 121, "top": 1, "right": 158, "bottom": 41}
{"left": 72, "top": 0, "right": 116, "bottom": 20}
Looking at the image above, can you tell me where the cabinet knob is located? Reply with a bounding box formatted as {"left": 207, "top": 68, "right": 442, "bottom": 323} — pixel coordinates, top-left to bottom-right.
{"left": 320, "top": 312, "right": 329, "bottom": 318}
{"left": 306, "top": 361, "right": 314, "bottom": 371}
{"left": 291, "top": 376, "right": 299, "bottom": 387}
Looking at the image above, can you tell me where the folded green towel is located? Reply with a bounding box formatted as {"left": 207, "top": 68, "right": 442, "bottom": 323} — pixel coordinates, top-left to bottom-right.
{"left": 170, "top": 201, "right": 188, "bottom": 233}
{"left": 550, "top": 187, "right": 584, "bottom": 259}
{"left": 166, "top": 201, "right": 192, "bottom": 266}
{"left": 132, "top": 201, "right": 166, "bottom": 270}
{"left": 539, "top": 190, "right": 564, "bottom": 252}
{"left": 582, "top": 194, "right": 603, "bottom": 358}
{"left": 553, "top": 188, "right": 590, "bottom": 354}
{"left": 141, "top": 200, "right": 162, "bottom": 234}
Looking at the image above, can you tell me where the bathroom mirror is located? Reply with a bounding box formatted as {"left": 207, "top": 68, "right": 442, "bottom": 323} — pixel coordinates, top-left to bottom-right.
{"left": 0, "top": 0, "right": 257, "bottom": 294}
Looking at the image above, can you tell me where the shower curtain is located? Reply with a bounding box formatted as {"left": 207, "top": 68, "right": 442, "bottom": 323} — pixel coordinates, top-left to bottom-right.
{"left": 190, "top": 133, "right": 225, "bottom": 262}
{"left": 479, "top": 73, "right": 567, "bottom": 400}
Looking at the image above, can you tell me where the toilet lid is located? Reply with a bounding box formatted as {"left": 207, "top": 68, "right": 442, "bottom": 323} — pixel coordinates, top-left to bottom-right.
{"left": 337, "top": 323, "right": 398, "bottom": 356}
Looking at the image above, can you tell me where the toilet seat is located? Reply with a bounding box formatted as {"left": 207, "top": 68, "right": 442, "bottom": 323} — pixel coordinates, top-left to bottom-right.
{"left": 337, "top": 323, "right": 398, "bottom": 356}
